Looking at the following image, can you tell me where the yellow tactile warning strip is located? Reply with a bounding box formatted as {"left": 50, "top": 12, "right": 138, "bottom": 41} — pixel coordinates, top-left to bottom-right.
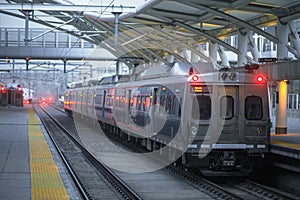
{"left": 28, "top": 107, "right": 69, "bottom": 200}
{"left": 271, "top": 139, "right": 300, "bottom": 150}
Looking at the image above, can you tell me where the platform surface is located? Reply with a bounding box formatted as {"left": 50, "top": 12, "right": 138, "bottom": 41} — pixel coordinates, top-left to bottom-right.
{"left": 0, "top": 106, "right": 31, "bottom": 199}
{"left": 271, "top": 117, "right": 300, "bottom": 158}
{"left": 0, "top": 105, "right": 77, "bottom": 200}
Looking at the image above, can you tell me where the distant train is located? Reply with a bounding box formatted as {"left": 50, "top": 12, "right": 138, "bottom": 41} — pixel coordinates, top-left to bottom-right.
{"left": 64, "top": 62, "right": 270, "bottom": 175}
{"left": 0, "top": 83, "right": 24, "bottom": 107}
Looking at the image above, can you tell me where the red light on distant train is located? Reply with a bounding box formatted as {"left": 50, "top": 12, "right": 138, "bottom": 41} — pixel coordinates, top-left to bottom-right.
{"left": 18, "top": 87, "right": 22, "bottom": 91}
{"left": 1, "top": 87, "right": 6, "bottom": 93}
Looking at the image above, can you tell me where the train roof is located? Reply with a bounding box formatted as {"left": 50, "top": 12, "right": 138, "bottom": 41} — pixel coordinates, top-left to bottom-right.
{"left": 6, "top": 83, "right": 22, "bottom": 89}
{"left": 98, "top": 75, "right": 131, "bottom": 85}
{"left": 138, "top": 62, "right": 214, "bottom": 80}
{"left": 67, "top": 62, "right": 265, "bottom": 90}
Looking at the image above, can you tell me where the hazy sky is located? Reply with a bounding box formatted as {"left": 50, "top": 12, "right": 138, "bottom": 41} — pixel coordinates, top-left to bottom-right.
{"left": 0, "top": 0, "right": 147, "bottom": 27}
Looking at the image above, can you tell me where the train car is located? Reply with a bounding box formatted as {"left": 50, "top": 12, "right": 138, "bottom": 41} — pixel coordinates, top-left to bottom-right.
{"left": 0, "top": 81, "right": 6, "bottom": 106}
{"left": 2, "top": 83, "right": 24, "bottom": 107}
{"left": 65, "top": 62, "right": 270, "bottom": 175}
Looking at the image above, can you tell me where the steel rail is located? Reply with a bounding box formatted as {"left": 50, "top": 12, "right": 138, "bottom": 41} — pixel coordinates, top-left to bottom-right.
{"left": 33, "top": 104, "right": 90, "bottom": 200}
{"left": 36, "top": 104, "right": 142, "bottom": 200}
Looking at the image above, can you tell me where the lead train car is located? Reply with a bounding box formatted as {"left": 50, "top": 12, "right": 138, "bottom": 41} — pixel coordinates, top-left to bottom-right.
{"left": 64, "top": 64, "right": 270, "bottom": 175}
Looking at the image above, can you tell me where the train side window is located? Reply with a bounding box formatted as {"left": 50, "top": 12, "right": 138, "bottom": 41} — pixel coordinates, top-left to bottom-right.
{"left": 166, "top": 95, "right": 173, "bottom": 114}
{"left": 192, "top": 95, "right": 211, "bottom": 120}
{"left": 160, "top": 95, "right": 166, "bottom": 113}
{"left": 141, "top": 96, "right": 146, "bottom": 111}
{"left": 97, "top": 95, "right": 102, "bottom": 105}
{"left": 172, "top": 96, "right": 177, "bottom": 115}
{"left": 132, "top": 96, "right": 137, "bottom": 109}
{"left": 245, "top": 96, "right": 263, "bottom": 120}
{"left": 220, "top": 96, "right": 234, "bottom": 120}
{"left": 137, "top": 96, "right": 141, "bottom": 110}
{"left": 115, "top": 96, "right": 119, "bottom": 107}
{"left": 178, "top": 97, "right": 182, "bottom": 117}
{"left": 145, "top": 96, "right": 151, "bottom": 110}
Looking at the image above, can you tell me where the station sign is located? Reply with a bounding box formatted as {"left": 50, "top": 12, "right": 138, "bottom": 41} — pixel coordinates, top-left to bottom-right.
{"left": 258, "top": 57, "right": 277, "bottom": 63}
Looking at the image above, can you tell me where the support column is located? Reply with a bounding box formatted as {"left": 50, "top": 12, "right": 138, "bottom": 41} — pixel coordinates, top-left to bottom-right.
{"left": 112, "top": 12, "right": 122, "bottom": 47}
{"left": 167, "top": 55, "right": 175, "bottom": 63}
{"left": 190, "top": 45, "right": 200, "bottom": 63}
{"left": 116, "top": 60, "right": 120, "bottom": 75}
{"left": 177, "top": 48, "right": 189, "bottom": 60}
{"left": 276, "top": 80, "right": 287, "bottom": 134}
{"left": 248, "top": 31, "right": 260, "bottom": 62}
{"left": 237, "top": 30, "right": 248, "bottom": 66}
{"left": 289, "top": 21, "right": 300, "bottom": 58}
{"left": 217, "top": 45, "right": 229, "bottom": 67}
{"left": 63, "top": 59, "right": 67, "bottom": 73}
{"left": 209, "top": 41, "right": 218, "bottom": 69}
{"left": 277, "top": 20, "right": 289, "bottom": 60}
{"left": 24, "top": 10, "right": 30, "bottom": 47}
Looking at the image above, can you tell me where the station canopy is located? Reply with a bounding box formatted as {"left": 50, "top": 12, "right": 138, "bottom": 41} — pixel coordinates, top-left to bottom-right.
{"left": 1, "top": 0, "right": 300, "bottom": 66}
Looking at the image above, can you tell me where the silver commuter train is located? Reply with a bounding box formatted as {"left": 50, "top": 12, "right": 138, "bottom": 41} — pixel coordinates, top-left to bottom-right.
{"left": 64, "top": 62, "right": 270, "bottom": 175}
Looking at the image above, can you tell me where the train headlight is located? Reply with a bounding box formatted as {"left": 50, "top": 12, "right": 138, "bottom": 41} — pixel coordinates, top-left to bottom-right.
{"left": 221, "top": 73, "right": 227, "bottom": 80}
{"left": 190, "top": 126, "right": 198, "bottom": 136}
{"left": 229, "top": 73, "right": 236, "bottom": 80}
{"left": 256, "top": 127, "right": 263, "bottom": 135}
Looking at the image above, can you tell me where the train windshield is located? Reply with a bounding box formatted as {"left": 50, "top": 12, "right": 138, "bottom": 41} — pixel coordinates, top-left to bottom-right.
{"left": 220, "top": 96, "right": 234, "bottom": 120}
{"left": 245, "top": 96, "right": 263, "bottom": 120}
{"left": 192, "top": 95, "right": 211, "bottom": 120}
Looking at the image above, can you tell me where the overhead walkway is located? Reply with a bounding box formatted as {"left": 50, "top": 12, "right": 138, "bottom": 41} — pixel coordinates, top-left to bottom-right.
{"left": 0, "top": 28, "right": 116, "bottom": 61}
{"left": 260, "top": 60, "right": 300, "bottom": 80}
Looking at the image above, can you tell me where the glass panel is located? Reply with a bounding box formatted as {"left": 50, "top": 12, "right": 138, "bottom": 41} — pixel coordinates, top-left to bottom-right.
{"left": 220, "top": 96, "right": 234, "bottom": 120}
{"left": 160, "top": 95, "right": 166, "bottom": 113}
{"left": 192, "top": 95, "right": 211, "bottom": 120}
{"left": 245, "top": 96, "right": 263, "bottom": 120}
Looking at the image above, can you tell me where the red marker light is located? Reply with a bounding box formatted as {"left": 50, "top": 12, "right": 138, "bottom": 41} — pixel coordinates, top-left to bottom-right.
{"left": 18, "top": 87, "right": 22, "bottom": 91}
{"left": 191, "top": 75, "right": 199, "bottom": 82}
{"left": 1, "top": 87, "right": 6, "bottom": 93}
{"left": 257, "top": 75, "right": 263, "bottom": 82}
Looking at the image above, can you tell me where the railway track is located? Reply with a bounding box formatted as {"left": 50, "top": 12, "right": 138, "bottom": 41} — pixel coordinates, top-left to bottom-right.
{"left": 34, "top": 104, "right": 141, "bottom": 200}
{"left": 238, "top": 179, "right": 298, "bottom": 200}
{"left": 36, "top": 103, "right": 299, "bottom": 199}
{"left": 38, "top": 103, "right": 243, "bottom": 199}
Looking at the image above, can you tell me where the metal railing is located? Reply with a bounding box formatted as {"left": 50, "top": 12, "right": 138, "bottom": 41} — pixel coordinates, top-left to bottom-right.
{"left": 0, "top": 28, "right": 96, "bottom": 48}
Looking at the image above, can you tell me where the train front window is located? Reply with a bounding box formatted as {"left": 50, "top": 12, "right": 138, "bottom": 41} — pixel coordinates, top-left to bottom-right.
{"left": 245, "top": 96, "right": 263, "bottom": 120}
{"left": 192, "top": 95, "right": 211, "bottom": 120}
{"left": 220, "top": 96, "right": 234, "bottom": 120}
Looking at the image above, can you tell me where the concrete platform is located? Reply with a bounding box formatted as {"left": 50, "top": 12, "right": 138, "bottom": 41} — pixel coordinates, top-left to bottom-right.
{"left": 271, "top": 117, "right": 300, "bottom": 159}
{"left": 0, "top": 105, "right": 79, "bottom": 200}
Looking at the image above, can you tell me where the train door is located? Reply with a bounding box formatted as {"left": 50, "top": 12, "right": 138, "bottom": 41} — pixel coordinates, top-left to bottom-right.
{"left": 92, "top": 90, "right": 96, "bottom": 117}
{"left": 102, "top": 90, "right": 106, "bottom": 118}
{"left": 217, "top": 86, "right": 238, "bottom": 143}
{"left": 8, "top": 90, "right": 11, "bottom": 105}
{"left": 150, "top": 88, "right": 158, "bottom": 132}
{"left": 126, "top": 89, "right": 131, "bottom": 125}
